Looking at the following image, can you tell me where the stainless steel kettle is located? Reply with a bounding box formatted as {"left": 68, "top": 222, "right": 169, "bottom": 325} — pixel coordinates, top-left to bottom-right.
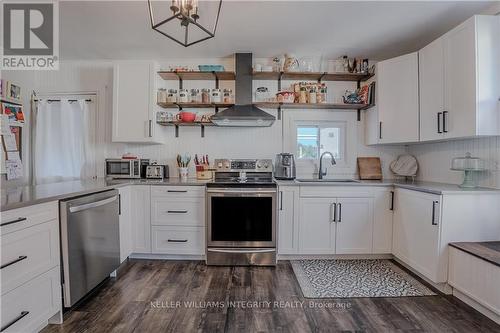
{"left": 274, "top": 153, "right": 296, "bottom": 180}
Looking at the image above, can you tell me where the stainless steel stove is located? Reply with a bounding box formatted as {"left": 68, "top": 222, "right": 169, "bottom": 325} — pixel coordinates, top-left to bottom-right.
{"left": 206, "top": 159, "right": 277, "bottom": 266}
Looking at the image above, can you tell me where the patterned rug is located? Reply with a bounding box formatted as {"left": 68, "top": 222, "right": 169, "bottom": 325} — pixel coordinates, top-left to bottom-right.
{"left": 291, "top": 259, "right": 436, "bottom": 298}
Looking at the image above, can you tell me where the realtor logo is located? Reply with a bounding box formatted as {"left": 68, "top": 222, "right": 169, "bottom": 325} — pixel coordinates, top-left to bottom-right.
{"left": 2, "top": 1, "right": 59, "bottom": 70}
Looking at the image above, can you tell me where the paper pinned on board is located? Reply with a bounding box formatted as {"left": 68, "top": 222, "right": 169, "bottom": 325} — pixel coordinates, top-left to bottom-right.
{"left": 5, "top": 159, "right": 23, "bottom": 180}
{"left": 2, "top": 134, "right": 17, "bottom": 151}
{"left": 0, "top": 147, "right": 6, "bottom": 174}
{"left": 0, "top": 114, "right": 10, "bottom": 135}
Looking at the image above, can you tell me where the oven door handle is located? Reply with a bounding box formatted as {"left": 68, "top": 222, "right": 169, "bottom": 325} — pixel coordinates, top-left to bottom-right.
{"left": 206, "top": 189, "right": 277, "bottom": 194}
{"left": 207, "top": 248, "right": 276, "bottom": 254}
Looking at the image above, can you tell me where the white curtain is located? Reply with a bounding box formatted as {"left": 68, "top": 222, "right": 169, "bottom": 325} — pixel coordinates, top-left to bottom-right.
{"left": 34, "top": 98, "right": 96, "bottom": 184}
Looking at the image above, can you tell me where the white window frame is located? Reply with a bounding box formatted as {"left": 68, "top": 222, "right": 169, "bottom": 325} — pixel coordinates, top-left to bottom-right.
{"left": 283, "top": 110, "right": 358, "bottom": 178}
{"left": 296, "top": 122, "right": 346, "bottom": 163}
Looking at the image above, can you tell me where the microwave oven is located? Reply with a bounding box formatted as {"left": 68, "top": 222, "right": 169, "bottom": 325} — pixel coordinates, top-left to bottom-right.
{"left": 105, "top": 159, "right": 149, "bottom": 179}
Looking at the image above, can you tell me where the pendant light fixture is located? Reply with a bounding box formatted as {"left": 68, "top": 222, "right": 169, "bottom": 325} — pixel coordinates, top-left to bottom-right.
{"left": 148, "top": 0, "right": 222, "bottom": 47}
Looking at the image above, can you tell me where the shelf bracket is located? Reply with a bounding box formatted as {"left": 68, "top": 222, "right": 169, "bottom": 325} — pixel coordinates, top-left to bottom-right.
{"left": 277, "top": 105, "right": 282, "bottom": 121}
{"left": 357, "top": 109, "right": 361, "bottom": 121}
{"left": 215, "top": 106, "right": 219, "bottom": 113}
{"left": 201, "top": 125, "right": 205, "bottom": 137}
{"left": 178, "top": 75, "right": 183, "bottom": 90}
{"left": 318, "top": 72, "right": 326, "bottom": 83}
{"left": 175, "top": 124, "right": 179, "bottom": 137}
{"left": 277, "top": 72, "right": 283, "bottom": 91}
{"left": 214, "top": 71, "right": 219, "bottom": 89}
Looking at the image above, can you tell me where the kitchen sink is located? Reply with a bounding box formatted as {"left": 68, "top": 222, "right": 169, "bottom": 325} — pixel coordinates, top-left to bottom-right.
{"left": 296, "top": 179, "right": 360, "bottom": 183}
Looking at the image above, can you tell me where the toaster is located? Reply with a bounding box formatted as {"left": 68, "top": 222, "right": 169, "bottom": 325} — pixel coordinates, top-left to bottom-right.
{"left": 145, "top": 164, "right": 169, "bottom": 179}
{"left": 274, "top": 153, "right": 296, "bottom": 180}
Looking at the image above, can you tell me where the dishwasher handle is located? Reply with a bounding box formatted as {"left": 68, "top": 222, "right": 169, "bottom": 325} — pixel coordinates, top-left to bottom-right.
{"left": 69, "top": 196, "right": 118, "bottom": 213}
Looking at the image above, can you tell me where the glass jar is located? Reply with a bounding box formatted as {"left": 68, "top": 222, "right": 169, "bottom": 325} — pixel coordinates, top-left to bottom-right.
{"left": 167, "top": 89, "right": 177, "bottom": 103}
{"left": 223, "top": 89, "right": 233, "bottom": 103}
{"left": 178, "top": 89, "right": 189, "bottom": 103}
{"left": 317, "top": 87, "right": 327, "bottom": 103}
{"left": 308, "top": 88, "right": 317, "bottom": 103}
{"left": 211, "top": 88, "right": 222, "bottom": 103}
{"left": 201, "top": 89, "right": 211, "bottom": 104}
{"left": 157, "top": 88, "right": 167, "bottom": 104}
{"left": 190, "top": 88, "right": 201, "bottom": 103}
{"left": 299, "top": 87, "right": 307, "bottom": 104}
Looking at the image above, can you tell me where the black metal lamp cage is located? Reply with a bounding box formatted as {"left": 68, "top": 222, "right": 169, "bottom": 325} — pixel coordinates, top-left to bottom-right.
{"left": 148, "top": 0, "right": 222, "bottom": 47}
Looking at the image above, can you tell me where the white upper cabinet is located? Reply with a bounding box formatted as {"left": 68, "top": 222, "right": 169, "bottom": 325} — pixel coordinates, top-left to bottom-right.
{"left": 376, "top": 52, "right": 420, "bottom": 144}
{"left": 420, "top": 15, "right": 500, "bottom": 141}
{"left": 112, "top": 61, "right": 162, "bottom": 143}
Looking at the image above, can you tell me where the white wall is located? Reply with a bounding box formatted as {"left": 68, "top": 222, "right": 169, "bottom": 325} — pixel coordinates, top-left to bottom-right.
{"left": 2, "top": 60, "right": 405, "bottom": 186}
{"left": 408, "top": 137, "right": 500, "bottom": 188}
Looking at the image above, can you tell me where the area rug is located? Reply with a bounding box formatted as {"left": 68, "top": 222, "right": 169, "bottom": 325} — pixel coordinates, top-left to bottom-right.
{"left": 291, "top": 259, "right": 436, "bottom": 298}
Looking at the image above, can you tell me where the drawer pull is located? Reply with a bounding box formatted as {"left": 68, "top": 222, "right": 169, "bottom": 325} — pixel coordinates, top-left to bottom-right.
{"left": 0, "top": 217, "right": 27, "bottom": 227}
{"left": 167, "top": 190, "right": 188, "bottom": 193}
{"left": 167, "top": 210, "right": 188, "bottom": 214}
{"left": 1, "top": 311, "right": 29, "bottom": 332}
{"left": 0, "top": 255, "right": 28, "bottom": 270}
{"left": 167, "top": 239, "right": 188, "bottom": 243}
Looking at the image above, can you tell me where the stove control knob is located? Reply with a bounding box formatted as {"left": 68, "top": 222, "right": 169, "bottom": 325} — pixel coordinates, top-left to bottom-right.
{"left": 263, "top": 162, "right": 269, "bottom": 169}
{"left": 217, "top": 162, "right": 223, "bottom": 168}
{"left": 256, "top": 162, "right": 262, "bottom": 169}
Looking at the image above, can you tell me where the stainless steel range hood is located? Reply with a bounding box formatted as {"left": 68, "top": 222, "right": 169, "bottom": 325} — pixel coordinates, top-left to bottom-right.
{"left": 211, "top": 53, "right": 275, "bottom": 127}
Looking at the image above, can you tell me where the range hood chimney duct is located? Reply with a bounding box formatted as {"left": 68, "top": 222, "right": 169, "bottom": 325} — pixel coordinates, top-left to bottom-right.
{"left": 211, "top": 53, "right": 276, "bottom": 127}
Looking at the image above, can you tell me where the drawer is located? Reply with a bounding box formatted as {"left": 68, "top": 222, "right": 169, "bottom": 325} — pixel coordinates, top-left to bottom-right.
{"left": 151, "top": 226, "right": 205, "bottom": 255}
{"left": 0, "top": 201, "right": 58, "bottom": 236}
{"left": 151, "top": 186, "right": 205, "bottom": 199}
{"left": 1, "top": 266, "right": 61, "bottom": 333}
{"left": 151, "top": 198, "right": 204, "bottom": 226}
{"left": 1, "top": 219, "right": 60, "bottom": 294}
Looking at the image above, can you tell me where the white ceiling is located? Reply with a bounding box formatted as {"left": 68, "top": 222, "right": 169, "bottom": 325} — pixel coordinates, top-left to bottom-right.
{"left": 60, "top": 1, "right": 497, "bottom": 61}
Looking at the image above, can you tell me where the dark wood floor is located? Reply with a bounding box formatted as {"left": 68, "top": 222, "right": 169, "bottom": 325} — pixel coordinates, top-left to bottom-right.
{"left": 43, "top": 260, "right": 500, "bottom": 333}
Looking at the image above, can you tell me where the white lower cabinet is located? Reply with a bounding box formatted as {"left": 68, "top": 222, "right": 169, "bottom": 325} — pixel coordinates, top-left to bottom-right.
{"left": 392, "top": 188, "right": 500, "bottom": 286}
{"left": 0, "top": 201, "right": 61, "bottom": 333}
{"left": 278, "top": 187, "right": 299, "bottom": 254}
{"left": 151, "top": 226, "right": 205, "bottom": 255}
{"left": 1, "top": 267, "right": 61, "bottom": 333}
{"left": 393, "top": 189, "right": 441, "bottom": 282}
{"left": 335, "top": 197, "right": 373, "bottom": 254}
{"left": 131, "top": 185, "right": 151, "bottom": 254}
{"left": 296, "top": 186, "right": 386, "bottom": 255}
{"left": 299, "top": 198, "right": 336, "bottom": 254}
{"left": 373, "top": 189, "right": 394, "bottom": 253}
{"left": 118, "top": 186, "right": 133, "bottom": 262}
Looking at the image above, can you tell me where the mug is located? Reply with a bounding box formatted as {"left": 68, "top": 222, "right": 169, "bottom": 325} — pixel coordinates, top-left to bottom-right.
{"left": 178, "top": 167, "right": 189, "bottom": 179}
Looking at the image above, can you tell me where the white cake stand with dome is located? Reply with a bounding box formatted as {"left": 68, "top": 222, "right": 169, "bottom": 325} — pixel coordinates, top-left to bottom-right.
{"left": 451, "top": 153, "right": 486, "bottom": 188}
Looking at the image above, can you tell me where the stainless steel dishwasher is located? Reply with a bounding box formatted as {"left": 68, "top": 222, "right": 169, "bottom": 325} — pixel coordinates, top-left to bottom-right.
{"left": 59, "top": 189, "right": 120, "bottom": 308}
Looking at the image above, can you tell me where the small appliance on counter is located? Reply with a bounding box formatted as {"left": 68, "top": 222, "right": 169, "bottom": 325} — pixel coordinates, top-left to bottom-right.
{"left": 274, "top": 153, "right": 296, "bottom": 180}
{"left": 105, "top": 158, "right": 150, "bottom": 179}
{"left": 451, "top": 152, "right": 486, "bottom": 188}
{"left": 145, "top": 163, "right": 169, "bottom": 179}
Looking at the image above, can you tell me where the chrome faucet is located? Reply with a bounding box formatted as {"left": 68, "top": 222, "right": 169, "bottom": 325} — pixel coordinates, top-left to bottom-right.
{"left": 319, "top": 151, "right": 336, "bottom": 179}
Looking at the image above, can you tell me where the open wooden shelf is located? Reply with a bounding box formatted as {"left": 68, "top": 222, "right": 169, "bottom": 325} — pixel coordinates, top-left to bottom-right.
{"left": 157, "top": 102, "right": 234, "bottom": 109}
{"left": 252, "top": 71, "right": 374, "bottom": 82}
{"left": 254, "top": 102, "right": 374, "bottom": 110}
{"left": 157, "top": 121, "right": 214, "bottom": 127}
{"left": 158, "top": 71, "right": 235, "bottom": 81}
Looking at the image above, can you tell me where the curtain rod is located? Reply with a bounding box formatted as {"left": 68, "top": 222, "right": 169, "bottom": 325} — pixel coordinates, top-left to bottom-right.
{"left": 35, "top": 99, "right": 93, "bottom": 102}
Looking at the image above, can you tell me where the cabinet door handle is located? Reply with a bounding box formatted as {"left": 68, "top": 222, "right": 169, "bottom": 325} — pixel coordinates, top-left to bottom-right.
{"left": 443, "top": 111, "right": 448, "bottom": 133}
{"left": 167, "top": 210, "right": 188, "bottom": 214}
{"left": 437, "top": 112, "right": 443, "bottom": 134}
{"left": 0, "top": 217, "right": 27, "bottom": 227}
{"left": 338, "top": 203, "right": 342, "bottom": 222}
{"left": 431, "top": 201, "right": 439, "bottom": 225}
{"left": 390, "top": 191, "right": 394, "bottom": 211}
{"left": 148, "top": 120, "right": 153, "bottom": 137}
{"left": 379, "top": 121, "right": 382, "bottom": 139}
{"left": 1, "top": 311, "right": 29, "bottom": 332}
{"left": 0, "top": 255, "right": 28, "bottom": 270}
{"left": 118, "top": 194, "right": 121, "bottom": 215}
{"left": 279, "top": 191, "right": 283, "bottom": 211}
{"left": 167, "top": 190, "right": 188, "bottom": 193}
{"left": 167, "top": 239, "right": 188, "bottom": 243}
{"left": 331, "top": 203, "right": 337, "bottom": 222}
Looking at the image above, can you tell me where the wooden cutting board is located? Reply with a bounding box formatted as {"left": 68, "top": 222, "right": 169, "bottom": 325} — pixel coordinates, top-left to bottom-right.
{"left": 357, "top": 157, "right": 382, "bottom": 180}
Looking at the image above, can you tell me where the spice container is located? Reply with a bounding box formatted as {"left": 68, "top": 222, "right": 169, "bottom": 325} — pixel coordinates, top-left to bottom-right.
{"left": 308, "top": 88, "right": 317, "bottom": 103}
{"left": 223, "top": 89, "right": 233, "bottom": 103}
{"left": 317, "top": 87, "right": 327, "bottom": 103}
{"left": 167, "top": 89, "right": 177, "bottom": 103}
{"left": 157, "top": 88, "right": 167, "bottom": 104}
{"left": 190, "top": 89, "right": 201, "bottom": 103}
{"left": 201, "top": 89, "right": 211, "bottom": 104}
{"left": 211, "top": 88, "right": 222, "bottom": 103}
{"left": 299, "top": 87, "right": 307, "bottom": 104}
{"left": 178, "top": 89, "right": 189, "bottom": 103}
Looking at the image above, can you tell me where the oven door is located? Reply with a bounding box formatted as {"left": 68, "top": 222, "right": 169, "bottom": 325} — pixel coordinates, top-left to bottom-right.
{"left": 207, "top": 188, "right": 276, "bottom": 248}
